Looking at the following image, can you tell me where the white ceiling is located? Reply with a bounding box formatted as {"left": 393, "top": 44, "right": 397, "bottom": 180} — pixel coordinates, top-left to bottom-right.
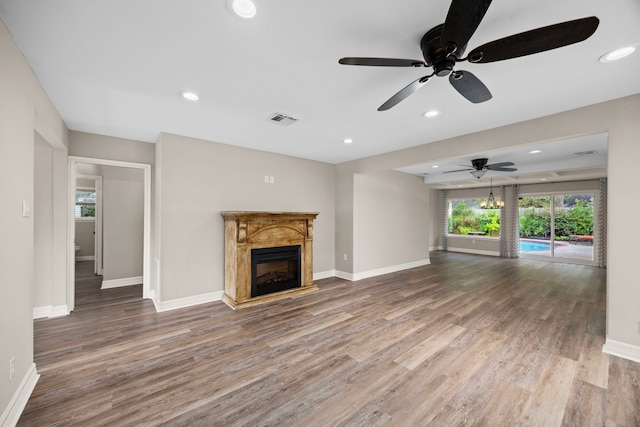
{"left": 1, "top": 1, "right": 638, "bottom": 179}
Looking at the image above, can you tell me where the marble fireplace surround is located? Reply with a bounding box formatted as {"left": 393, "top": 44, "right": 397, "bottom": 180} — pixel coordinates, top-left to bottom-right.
{"left": 221, "top": 211, "right": 319, "bottom": 309}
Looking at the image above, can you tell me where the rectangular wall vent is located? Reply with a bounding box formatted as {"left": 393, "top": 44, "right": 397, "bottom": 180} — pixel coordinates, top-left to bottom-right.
{"left": 574, "top": 150, "right": 596, "bottom": 156}
{"left": 267, "top": 113, "right": 298, "bottom": 127}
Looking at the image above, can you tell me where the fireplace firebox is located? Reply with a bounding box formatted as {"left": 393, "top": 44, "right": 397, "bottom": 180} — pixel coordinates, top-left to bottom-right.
{"left": 251, "top": 245, "right": 301, "bottom": 297}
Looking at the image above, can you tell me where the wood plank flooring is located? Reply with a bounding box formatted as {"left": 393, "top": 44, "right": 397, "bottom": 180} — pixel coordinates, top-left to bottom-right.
{"left": 18, "top": 252, "right": 640, "bottom": 426}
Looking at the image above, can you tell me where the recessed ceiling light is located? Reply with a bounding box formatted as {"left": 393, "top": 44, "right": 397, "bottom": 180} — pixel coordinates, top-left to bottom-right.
{"left": 423, "top": 110, "right": 440, "bottom": 118}
{"left": 540, "top": 178, "right": 547, "bottom": 181}
{"left": 529, "top": 150, "right": 541, "bottom": 154}
{"left": 343, "top": 138, "right": 353, "bottom": 144}
{"left": 432, "top": 165, "right": 439, "bottom": 168}
{"left": 180, "top": 91, "right": 199, "bottom": 101}
{"left": 227, "top": 0, "right": 257, "bottom": 19}
{"left": 599, "top": 46, "right": 636, "bottom": 63}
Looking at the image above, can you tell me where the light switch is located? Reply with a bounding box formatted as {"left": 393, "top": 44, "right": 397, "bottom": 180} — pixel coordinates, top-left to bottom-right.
{"left": 22, "top": 200, "right": 31, "bottom": 217}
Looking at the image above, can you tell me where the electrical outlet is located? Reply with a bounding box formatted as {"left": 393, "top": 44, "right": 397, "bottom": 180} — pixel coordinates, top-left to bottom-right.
{"left": 9, "top": 357, "right": 15, "bottom": 382}
{"left": 264, "top": 175, "right": 269, "bottom": 183}
{"left": 343, "top": 253, "right": 348, "bottom": 261}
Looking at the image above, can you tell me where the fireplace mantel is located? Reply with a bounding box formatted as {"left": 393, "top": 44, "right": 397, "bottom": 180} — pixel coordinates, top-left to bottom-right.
{"left": 221, "top": 211, "right": 319, "bottom": 309}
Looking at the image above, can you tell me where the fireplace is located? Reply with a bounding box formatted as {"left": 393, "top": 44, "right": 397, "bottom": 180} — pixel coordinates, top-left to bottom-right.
{"left": 251, "top": 245, "right": 301, "bottom": 297}
{"left": 221, "top": 211, "right": 318, "bottom": 309}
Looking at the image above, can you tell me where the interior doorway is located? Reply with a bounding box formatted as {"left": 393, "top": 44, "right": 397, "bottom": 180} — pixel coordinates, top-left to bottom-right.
{"left": 67, "top": 156, "right": 151, "bottom": 312}
{"left": 75, "top": 172, "right": 103, "bottom": 275}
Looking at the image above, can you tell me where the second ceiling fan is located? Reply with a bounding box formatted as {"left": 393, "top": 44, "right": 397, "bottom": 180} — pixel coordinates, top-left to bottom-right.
{"left": 339, "top": 0, "right": 599, "bottom": 111}
{"left": 444, "top": 158, "right": 517, "bottom": 179}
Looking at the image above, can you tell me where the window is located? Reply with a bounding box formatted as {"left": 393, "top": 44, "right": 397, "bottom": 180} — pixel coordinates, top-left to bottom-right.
{"left": 447, "top": 198, "right": 501, "bottom": 237}
{"left": 75, "top": 189, "right": 96, "bottom": 220}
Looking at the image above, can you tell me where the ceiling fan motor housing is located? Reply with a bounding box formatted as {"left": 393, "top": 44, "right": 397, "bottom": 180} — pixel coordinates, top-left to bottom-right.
{"left": 471, "top": 158, "right": 489, "bottom": 169}
{"left": 421, "top": 24, "right": 466, "bottom": 76}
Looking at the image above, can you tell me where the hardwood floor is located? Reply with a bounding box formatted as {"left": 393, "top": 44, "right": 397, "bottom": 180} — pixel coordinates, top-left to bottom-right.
{"left": 18, "top": 253, "right": 640, "bottom": 426}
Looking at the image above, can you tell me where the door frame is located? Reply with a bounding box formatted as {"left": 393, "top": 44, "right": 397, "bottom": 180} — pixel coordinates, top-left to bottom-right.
{"left": 67, "top": 156, "right": 152, "bottom": 311}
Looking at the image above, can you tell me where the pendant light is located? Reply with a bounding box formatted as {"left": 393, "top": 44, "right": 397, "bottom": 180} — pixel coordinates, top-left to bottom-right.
{"left": 480, "top": 178, "right": 504, "bottom": 209}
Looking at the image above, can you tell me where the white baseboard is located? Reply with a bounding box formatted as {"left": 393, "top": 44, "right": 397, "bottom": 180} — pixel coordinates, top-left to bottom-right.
{"left": 0, "top": 363, "right": 39, "bottom": 427}
{"left": 430, "top": 246, "right": 444, "bottom": 251}
{"left": 602, "top": 338, "right": 640, "bottom": 363}
{"left": 447, "top": 247, "right": 500, "bottom": 257}
{"left": 313, "top": 270, "right": 336, "bottom": 281}
{"left": 153, "top": 290, "right": 224, "bottom": 312}
{"left": 102, "top": 276, "right": 143, "bottom": 289}
{"left": 33, "top": 305, "right": 69, "bottom": 319}
{"left": 336, "top": 259, "right": 431, "bottom": 282}
{"left": 33, "top": 306, "right": 52, "bottom": 319}
{"left": 75, "top": 255, "right": 95, "bottom": 261}
{"left": 335, "top": 270, "right": 355, "bottom": 281}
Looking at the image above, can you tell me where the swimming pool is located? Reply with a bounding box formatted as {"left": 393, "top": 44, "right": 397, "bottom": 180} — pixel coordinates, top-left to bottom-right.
{"left": 519, "top": 240, "right": 563, "bottom": 251}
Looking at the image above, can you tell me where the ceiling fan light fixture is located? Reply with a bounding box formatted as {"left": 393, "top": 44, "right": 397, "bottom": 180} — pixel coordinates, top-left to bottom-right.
{"left": 599, "top": 46, "right": 636, "bottom": 63}
{"left": 470, "top": 169, "right": 487, "bottom": 179}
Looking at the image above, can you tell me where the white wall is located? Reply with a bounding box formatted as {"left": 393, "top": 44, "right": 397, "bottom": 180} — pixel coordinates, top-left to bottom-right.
{"left": 155, "top": 133, "right": 335, "bottom": 302}
{"left": 101, "top": 166, "right": 144, "bottom": 282}
{"left": 0, "top": 18, "right": 68, "bottom": 424}
{"left": 353, "top": 171, "right": 430, "bottom": 277}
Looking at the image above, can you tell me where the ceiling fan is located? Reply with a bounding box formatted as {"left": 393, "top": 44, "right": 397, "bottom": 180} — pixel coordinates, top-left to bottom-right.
{"left": 444, "top": 158, "right": 517, "bottom": 178}
{"left": 338, "top": 0, "right": 599, "bottom": 111}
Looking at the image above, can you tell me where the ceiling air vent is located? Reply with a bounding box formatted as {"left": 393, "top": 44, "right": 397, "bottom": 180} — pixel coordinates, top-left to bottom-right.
{"left": 574, "top": 150, "right": 596, "bottom": 156}
{"left": 267, "top": 112, "right": 298, "bottom": 127}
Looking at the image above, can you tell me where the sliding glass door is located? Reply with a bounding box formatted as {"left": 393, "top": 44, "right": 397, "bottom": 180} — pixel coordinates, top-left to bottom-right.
{"left": 519, "top": 193, "right": 594, "bottom": 263}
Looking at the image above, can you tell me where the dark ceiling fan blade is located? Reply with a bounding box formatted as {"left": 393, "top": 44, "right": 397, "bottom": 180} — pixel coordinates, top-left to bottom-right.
{"left": 466, "top": 16, "right": 599, "bottom": 63}
{"left": 488, "top": 167, "right": 517, "bottom": 172}
{"left": 378, "top": 74, "right": 433, "bottom": 111}
{"left": 441, "top": 0, "right": 493, "bottom": 54}
{"left": 339, "top": 57, "right": 426, "bottom": 67}
{"left": 443, "top": 168, "right": 473, "bottom": 174}
{"left": 485, "top": 161, "right": 515, "bottom": 169}
{"left": 449, "top": 71, "right": 492, "bottom": 103}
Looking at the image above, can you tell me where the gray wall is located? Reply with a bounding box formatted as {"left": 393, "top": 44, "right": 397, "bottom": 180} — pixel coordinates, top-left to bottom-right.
{"left": 101, "top": 166, "right": 144, "bottom": 281}
{"left": 354, "top": 171, "right": 430, "bottom": 274}
{"left": 34, "top": 134, "right": 54, "bottom": 309}
{"left": 0, "top": 18, "right": 68, "bottom": 419}
{"left": 155, "top": 133, "right": 335, "bottom": 301}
